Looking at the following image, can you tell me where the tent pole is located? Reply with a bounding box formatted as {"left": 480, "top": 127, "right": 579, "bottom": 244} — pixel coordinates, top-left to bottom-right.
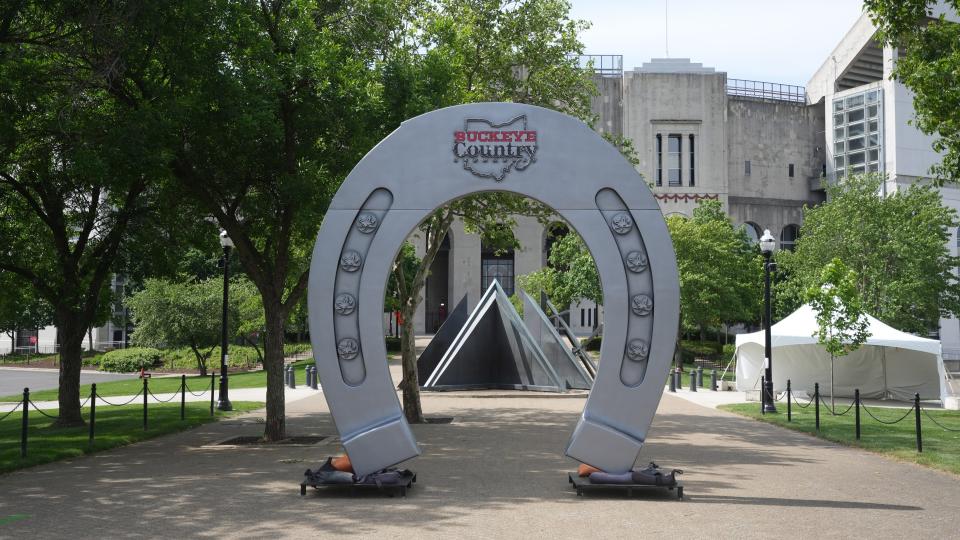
{"left": 882, "top": 347, "right": 888, "bottom": 400}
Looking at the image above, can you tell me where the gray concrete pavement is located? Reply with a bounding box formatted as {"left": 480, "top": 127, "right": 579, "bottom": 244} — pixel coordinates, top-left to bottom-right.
{"left": 0, "top": 367, "right": 136, "bottom": 397}
{"left": 1, "top": 387, "right": 959, "bottom": 539}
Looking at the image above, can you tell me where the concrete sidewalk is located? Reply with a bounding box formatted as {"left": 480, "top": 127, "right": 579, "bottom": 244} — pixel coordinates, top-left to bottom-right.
{"left": 1, "top": 388, "right": 958, "bottom": 538}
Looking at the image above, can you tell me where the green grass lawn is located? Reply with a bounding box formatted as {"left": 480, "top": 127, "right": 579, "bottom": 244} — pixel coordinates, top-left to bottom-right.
{"left": 721, "top": 402, "right": 960, "bottom": 476}
{"left": 0, "top": 400, "right": 263, "bottom": 474}
{"left": 0, "top": 358, "right": 316, "bottom": 402}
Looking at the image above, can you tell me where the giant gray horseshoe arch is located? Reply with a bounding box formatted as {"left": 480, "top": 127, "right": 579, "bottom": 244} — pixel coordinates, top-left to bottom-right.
{"left": 308, "top": 103, "right": 679, "bottom": 476}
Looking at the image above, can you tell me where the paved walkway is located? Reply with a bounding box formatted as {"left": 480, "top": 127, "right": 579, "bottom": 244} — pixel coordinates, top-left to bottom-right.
{"left": 1, "top": 388, "right": 958, "bottom": 538}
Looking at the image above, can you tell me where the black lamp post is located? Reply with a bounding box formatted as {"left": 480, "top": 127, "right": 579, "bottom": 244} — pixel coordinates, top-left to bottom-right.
{"left": 217, "top": 230, "right": 233, "bottom": 411}
{"left": 759, "top": 229, "right": 777, "bottom": 413}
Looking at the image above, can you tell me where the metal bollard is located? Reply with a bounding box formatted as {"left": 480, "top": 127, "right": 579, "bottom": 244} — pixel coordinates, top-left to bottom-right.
{"left": 289, "top": 365, "right": 296, "bottom": 389}
{"left": 89, "top": 384, "right": 97, "bottom": 445}
{"left": 311, "top": 366, "right": 319, "bottom": 390}
{"left": 689, "top": 370, "right": 697, "bottom": 392}
{"left": 710, "top": 369, "right": 717, "bottom": 391}
{"left": 854, "top": 388, "right": 860, "bottom": 440}
{"left": 21, "top": 387, "right": 29, "bottom": 458}
{"left": 673, "top": 369, "right": 680, "bottom": 392}
{"left": 696, "top": 366, "right": 704, "bottom": 388}
{"left": 915, "top": 393, "right": 922, "bottom": 453}
{"left": 814, "top": 382, "right": 820, "bottom": 432}
{"left": 210, "top": 374, "right": 215, "bottom": 416}
{"left": 668, "top": 369, "right": 676, "bottom": 392}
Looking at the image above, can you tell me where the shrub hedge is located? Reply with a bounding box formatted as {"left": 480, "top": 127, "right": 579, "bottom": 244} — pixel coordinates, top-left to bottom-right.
{"left": 100, "top": 348, "right": 163, "bottom": 373}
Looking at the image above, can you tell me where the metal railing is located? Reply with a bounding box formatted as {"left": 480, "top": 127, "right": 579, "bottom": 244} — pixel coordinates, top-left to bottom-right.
{"left": 727, "top": 79, "right": 806, "bottom": 104}
{"left": 573, "top": 54, "right": 623, "bottom": 77}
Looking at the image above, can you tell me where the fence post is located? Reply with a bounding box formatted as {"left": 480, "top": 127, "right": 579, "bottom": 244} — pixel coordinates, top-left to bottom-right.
{"left": 180, "top": 374, "right": 186, "bottom": 421}
{"left": 142, "top": 378, "right": 148, "bottom": 431}
{"left": 20, "top": 387, "right": 28, "bottom": 458}
{"left": 89, "top": 383, "right": 97, "bottom": 446}
{"left": 209, "top": 374, "right": 215, "bottom": 416}
{"left": 915, "top": 393, "right": 922, "bottom": 453}
{"left": 814, "top": 382, "right": 820, "bottom": 432}
{"left": 855, "top": 388, "right": 861, "bottom": 441}
{"left": 787, "top": 379, "right": 792, "bottom": 422}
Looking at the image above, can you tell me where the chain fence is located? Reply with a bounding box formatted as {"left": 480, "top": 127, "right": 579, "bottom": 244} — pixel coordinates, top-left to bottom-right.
{"left": 5, "top": 375, "right": 217, "bottom": 459}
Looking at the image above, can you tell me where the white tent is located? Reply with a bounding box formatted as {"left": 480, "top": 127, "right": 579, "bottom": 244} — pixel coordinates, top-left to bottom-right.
{"left": 735, "top": 304, "right": 949, "bottom": 402}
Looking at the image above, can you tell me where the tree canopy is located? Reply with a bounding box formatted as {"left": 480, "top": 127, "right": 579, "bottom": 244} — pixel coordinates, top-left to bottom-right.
{"left": 776, "top": 173, "right": 960, "bottom": 334}
{"left": 865, "top": 0, "right": 960, "bottom": 182}
{"left": 518, "top": 227, "right": 601, "bottom": 309}
{"left": 667, "top": 200, "right": 762, "bottom": 338}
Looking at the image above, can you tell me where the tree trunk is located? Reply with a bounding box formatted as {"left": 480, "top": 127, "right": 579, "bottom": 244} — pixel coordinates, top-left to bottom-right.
{"left": 262, "top": 304, "right": 286, "bottom": 441}
{"left": 55, "top": 315, "right": 86, "bottom": 427}
{"left": 400, "top": 304, "right": 424, "bottom": 423}
{"left": 189, "top": 343, "right": 208, "bottom": 376}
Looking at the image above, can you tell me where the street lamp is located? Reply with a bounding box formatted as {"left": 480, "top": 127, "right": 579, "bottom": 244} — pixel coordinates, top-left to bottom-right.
{"left": 759, "top": 229, "right": 777, "bottom": 413}
{"left": 218, "top": 230, "right": 234, "bottom": 411}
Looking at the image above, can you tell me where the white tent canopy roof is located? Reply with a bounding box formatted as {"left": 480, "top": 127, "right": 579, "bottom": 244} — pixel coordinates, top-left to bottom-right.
{"left": 735, "top": 304, "right": 947, "bottom": 402}
{"left": 735, "top": 304, "right": 940, "bottom": 356}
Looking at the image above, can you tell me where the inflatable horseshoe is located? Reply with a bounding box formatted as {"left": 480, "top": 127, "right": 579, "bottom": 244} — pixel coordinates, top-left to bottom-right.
{"left": 308, "top": 103, "right": 679, "bottom": 476}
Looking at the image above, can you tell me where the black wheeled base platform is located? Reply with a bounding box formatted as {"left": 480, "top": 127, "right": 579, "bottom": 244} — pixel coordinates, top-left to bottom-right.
{"left": 568, "top": 473, "right": 683, "bottom": 500}
{"left": 301, "top": 471, "right": 417, "bottom": 497}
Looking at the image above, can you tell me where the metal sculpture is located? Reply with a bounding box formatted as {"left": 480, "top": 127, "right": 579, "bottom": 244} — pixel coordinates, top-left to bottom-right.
{"left": 308, "top": 103, "right": 679, "bottom": 476}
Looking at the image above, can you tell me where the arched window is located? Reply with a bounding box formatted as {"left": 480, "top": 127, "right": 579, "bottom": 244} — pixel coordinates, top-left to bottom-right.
{"left": 743, "top": 222, "right": 762, "bottom": 244}
{"left": 781, "top": 224, "right": 800, "bottom": 251}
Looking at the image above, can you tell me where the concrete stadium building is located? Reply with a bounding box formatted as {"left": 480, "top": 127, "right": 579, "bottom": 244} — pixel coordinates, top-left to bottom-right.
{"left": 406, "top": 9, "right": 960, "bottom": 371}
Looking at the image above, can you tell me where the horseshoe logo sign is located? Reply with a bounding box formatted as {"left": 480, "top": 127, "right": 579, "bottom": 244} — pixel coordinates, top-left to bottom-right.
{"left": 308, "top": 103, "right": 679, "bottom": 476}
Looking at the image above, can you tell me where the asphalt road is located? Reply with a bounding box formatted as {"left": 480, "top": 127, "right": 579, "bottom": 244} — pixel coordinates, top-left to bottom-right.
{"left": 0, "top": 368, "right": 135, "bottom": 398}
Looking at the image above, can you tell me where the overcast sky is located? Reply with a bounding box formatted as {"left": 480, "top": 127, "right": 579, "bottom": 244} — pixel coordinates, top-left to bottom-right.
{"left": 569, "top": 0, "right": 867, "bottom": 86}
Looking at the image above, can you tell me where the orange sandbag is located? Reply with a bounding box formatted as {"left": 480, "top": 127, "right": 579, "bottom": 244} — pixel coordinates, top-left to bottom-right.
{"left": 578, "top": 463, "right": 601, "bottom": 477}
{"left": 331, "top": 455, "right": 354, "bottom": 473}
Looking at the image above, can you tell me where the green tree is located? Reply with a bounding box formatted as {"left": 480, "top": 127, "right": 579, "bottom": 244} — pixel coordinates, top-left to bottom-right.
{"left": 0, "top": 2, "right": 172, "bottom": 426}
{"left": 776, "top": 173, "right": 960, "bottom": 334}
{"left": 0, "top": 271, "right": 52, "bottom": 352}
{"left": 383, "top": 0, "right": 595, "bottom": 423}
{"left": 164, "top": 0, "right": 409, "bottom": 440}
{"left": 667, "top": 200, "right": 762, "bottom": 341}
{"left": 865, "top": 0, "right": 960, "bottom": 182}
{"left": 127, "top": 278, "right": 261, "bottom": 375}
{"left": 806, "top": 259, "right": 870, "bottom": 411}
{"left": 517, "top": 229, "right": 601, "bottom": 309}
